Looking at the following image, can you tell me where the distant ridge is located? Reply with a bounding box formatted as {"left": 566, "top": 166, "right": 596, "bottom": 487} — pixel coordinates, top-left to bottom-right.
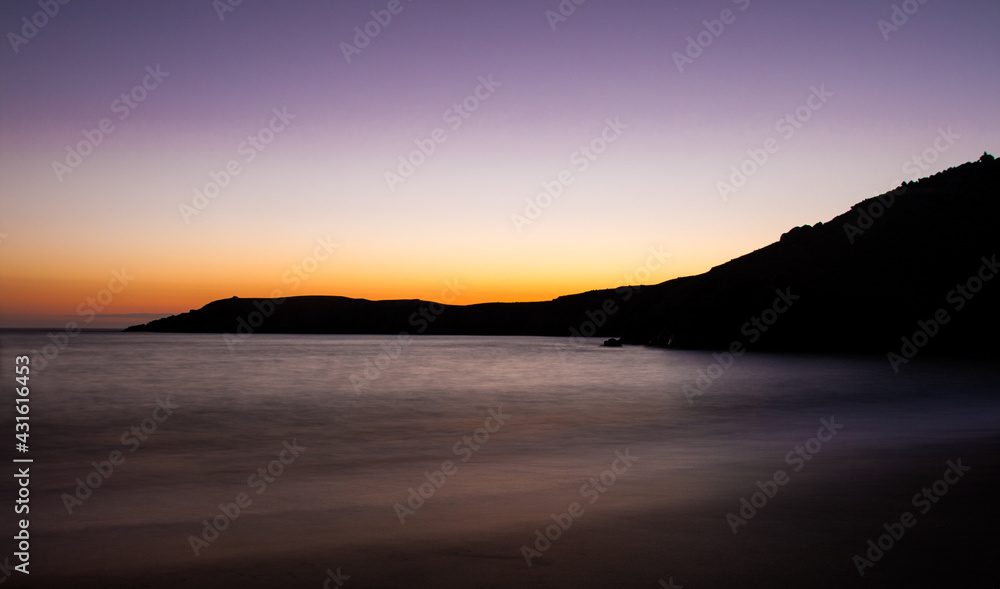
{"left": 127, "top": 154, "right": 1000, "bottom": 355}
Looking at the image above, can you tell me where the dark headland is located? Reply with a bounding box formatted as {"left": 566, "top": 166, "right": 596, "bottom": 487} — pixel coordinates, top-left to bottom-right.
{"left": 127, "top": 154, "right": 1000, "bottom": 356}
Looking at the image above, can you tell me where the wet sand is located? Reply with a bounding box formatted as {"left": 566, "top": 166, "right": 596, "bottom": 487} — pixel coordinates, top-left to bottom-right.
{"left": 25, "top": 438, "right": 999, "bottom": 588}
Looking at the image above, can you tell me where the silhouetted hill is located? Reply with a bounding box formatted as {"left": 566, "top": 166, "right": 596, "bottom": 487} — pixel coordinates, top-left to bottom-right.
{"left": 620, "top": 153, "right": 1000, "bottom": 354}
{"left": 127, "top": 154, "right": 1000, "bottom": 356}
{"left": 125, "top": 291, "right": 629, "bottom": 337}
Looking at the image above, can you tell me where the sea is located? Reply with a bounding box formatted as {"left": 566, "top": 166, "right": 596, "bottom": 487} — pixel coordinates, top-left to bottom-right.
{"left": 0, "top": 331, "right": 997, "bottom": 587}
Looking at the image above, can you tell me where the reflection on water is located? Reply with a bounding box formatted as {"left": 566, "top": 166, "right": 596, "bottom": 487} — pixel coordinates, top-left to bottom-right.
{"left": 1, "top": 332, "right": 997, "bottom": 585}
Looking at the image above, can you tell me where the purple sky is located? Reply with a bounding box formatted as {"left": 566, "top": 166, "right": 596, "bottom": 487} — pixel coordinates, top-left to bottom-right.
{"left": 1, "top": 0, "right": 998, "bottom": 326}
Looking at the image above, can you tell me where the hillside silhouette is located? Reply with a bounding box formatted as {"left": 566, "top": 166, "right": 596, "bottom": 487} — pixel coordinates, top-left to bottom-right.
{"left": 127, "top": 154, "right": 1000, "bottom": 355}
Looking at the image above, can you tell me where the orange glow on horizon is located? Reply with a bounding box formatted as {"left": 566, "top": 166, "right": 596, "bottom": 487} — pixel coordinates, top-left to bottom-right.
{"left": 0, "top": 262, "right": 711, "bottom": 329}
{"left": 0, "top": 215, "right": 732, "bottom": 328}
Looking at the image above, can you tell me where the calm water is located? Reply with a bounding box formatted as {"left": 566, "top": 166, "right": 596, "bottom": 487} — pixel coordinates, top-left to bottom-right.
{"left": 1, "top": 331, "right": 997, "bottom": 586}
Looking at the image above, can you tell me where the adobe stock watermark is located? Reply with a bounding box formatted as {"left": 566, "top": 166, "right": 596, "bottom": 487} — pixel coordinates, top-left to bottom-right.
{"left": 320, "top": 567, "right": 350, "bottom": 588}
{"left": 672, "top": 0, "right": 751, "bottom": 73}
{"left": 520, "top": 449, "right": 637, "bottom": 566}
{"left": 726, "top": 416, "right": 843, "bottom": 534}
{"left": 349, "top": 278, "right": 466, "bottom": 392}
{"left": 851, "top": 458, "right": 970, "bottom": 576}
{"left": 511, "top": 117, "right": 627, "bottom": 232}
{"left": 887, "top": 254, "right": 997, "bottom": 372}
{"left": 61, "top": 395, "right": 179, "bottom": 514}
{"left": 51, "top": 65, "right": 169, "bottom": 182}
{"left": 717, "top": 85, "right": 832, "bottom": 201}
{"left": 544, "top": 0, "right": 588, "bottom": 31}
{"left": 7, "top": 0, "right": 72, "bottom": 55}
{"left": 212, "top": 0, "right": 245, "bottom": 22}
{"left": 556, "top": 246, "right": 670, "bottom": 358}
{"left": 842, "top": 190, "right": 901, "bottom": 245}
{"left": 340, "top": 0, "right": 413, "bottom": 63}
{"left": 180, "top": 106, "right": 295, "bottom": 223}
{"left": 30, "top": 268, "right": 134, "bottom": 373}
{"left": 393, "top": 407, "right": 509, "bottom": 524}
{"left": 877, "top": 0, "right": 931, "bottom": 41}
{"left": 223, "top": 236, "right": 339, "bottom": 350}
{"left": 682, "top": 287, "right": 798, "bottom": 405}
{"left": 841, "top": 127, "right": 958, "bottom": 244}
{"left": 902, "top": 126, "right": 959, "bottom": 180}
{"left": 0, "top": 557, "right": 16, "bottom": 583}
{"left": 385, "top": 75, "right": 501, "bottom": 193}
{"left": 188, "top": 439, "right": 305, "bottom": 556}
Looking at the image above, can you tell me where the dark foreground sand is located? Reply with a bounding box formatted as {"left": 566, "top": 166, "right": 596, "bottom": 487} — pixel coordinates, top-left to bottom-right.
{"left": 22, "top": 438, "right": 999, "bottom": 588}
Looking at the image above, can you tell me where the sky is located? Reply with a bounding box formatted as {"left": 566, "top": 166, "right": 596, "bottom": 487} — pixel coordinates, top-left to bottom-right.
{"left": 1, "top": 0, "right": 998, "bottom": 328}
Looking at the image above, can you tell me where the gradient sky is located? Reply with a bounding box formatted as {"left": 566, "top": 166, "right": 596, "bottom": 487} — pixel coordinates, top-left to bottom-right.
{"left": 1, "top": 0, "right": 998, "bottom": 328}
